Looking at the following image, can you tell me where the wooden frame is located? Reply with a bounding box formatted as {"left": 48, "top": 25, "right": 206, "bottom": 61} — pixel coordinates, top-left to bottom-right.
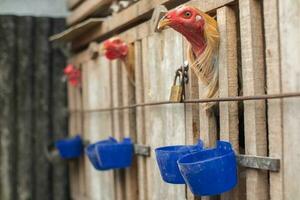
{"left": 67, "top": 0, "right": 113, "bottom": 26}
{"left": 70, "top": 0, "right": 236, "bottom": 49}
{"left": 66, "top": 0, "right": 299, "bottom": 199}
{"left": 67, "top": 0, "right": 85, "bottom": 10}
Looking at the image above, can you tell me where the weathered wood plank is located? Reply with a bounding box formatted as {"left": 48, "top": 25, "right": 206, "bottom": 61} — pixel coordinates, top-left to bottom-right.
{"left": 121, "top": 45, "right": 139, "bottom": 200}
{"left": 33, "top": 17, "right": 52, "bottom": 200}
{"left": 67, "top": 80, "right": 81, "bottom": 199}
{"left": 143, "top": 28, "right": 185, "bottom": 200}
{"left": 0, "top": 15, "right": 17, "bottom": 200}
{"left": 82, "top": 56, "right": 115, "bottom": 200}
{"left": 217, "top": 6, "right": 241, "bottom": 200}
{"left": 15, "top": 16, "right": 34, "bottom": 200}
{"left": 81, "top": 54, "right": 92, "bottom": 200}
{"left": 67, "top": 0, "right": 113, "bottom": 25}
{"left": 111, "top": 59, "right": 127, "bottom": 200}
{"left": 66, "top": 59, "right": 83, "bottom": 199}
{"left": 67, "top": 0, "right": 85, "bottom": 10}
{"left": 279, "top": 0, "right": 300, "bottom": 199}
{"left": 72, "top": 0, "right": 236, "bottom": 50}
{"left": 239, "top": 0, "right": 268, "bottom": 199}
{"left": 135, "top": 39, "right": 148, "bottom": 200}
{"left": 263, "top": 1, "right": 283, "bottom": 200}
{"left": 50, "top": 18, "right": 69, "bottom": 200}
{"left": 73, "top": 68, "right": 86, "bottom": 199}
{"left": 217, "top": 4, "right": 239, "bottom": 154}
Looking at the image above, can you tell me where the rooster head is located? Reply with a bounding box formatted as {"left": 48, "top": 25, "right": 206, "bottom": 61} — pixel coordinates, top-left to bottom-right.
{"left": 103, "top": 37, "right": 129, "bottom": 60}
{"left": 158, "top": 5, "right": 218, "bottom": 56}
{"left": 63, "top": 64, "right": 81, "bottom": 87}
{"left": 158, "top": 5, "right": 220, "bottom": 109}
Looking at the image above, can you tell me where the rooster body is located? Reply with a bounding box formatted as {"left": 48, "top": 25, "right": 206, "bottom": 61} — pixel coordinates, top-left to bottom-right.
{"left": 158, "top": 6, "right": 220, "bottom": 109}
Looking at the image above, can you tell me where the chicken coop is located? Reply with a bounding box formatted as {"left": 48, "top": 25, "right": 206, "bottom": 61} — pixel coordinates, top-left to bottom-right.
{"left": 51, "top": 0, "right": 300, "bottom": 199}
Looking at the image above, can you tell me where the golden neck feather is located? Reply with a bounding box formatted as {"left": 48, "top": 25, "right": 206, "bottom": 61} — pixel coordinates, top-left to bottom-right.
{"left": 187, "top": 9, "right": 220, "bottom": 101}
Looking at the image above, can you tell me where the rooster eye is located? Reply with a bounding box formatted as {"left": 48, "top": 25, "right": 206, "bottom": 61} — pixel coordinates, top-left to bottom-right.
{"left": 183, "top": 11, "right": 192, "bottom": 18}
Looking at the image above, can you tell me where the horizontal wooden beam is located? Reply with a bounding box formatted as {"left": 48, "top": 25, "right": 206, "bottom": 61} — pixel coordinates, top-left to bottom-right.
{"left": 134, "top": 144, "right": 151, "bottom": 156}
{"left": 50, "top": 18, "right": 104, "bottom": 42}
{"left": 67, "top": 0, "right": 85, "bottom": 10}
{"left": 67, "top": 0, "right": 113, "bottom": 26}
{"left": 71, "top": 0, "right": 236, "bottom": 50}
{"left": 68, "top": 20, "right": 151, "bottom": 64}
{"left": 237, "top": 155, "right": 280, "bottom": 172}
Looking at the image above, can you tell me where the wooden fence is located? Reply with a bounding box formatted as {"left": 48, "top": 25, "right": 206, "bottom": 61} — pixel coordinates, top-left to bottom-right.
{"left": 66, "top": 0, "right": 300, "bottom": 199}
{"left": 0, "top": 16, "right": 69, "bottom": 200}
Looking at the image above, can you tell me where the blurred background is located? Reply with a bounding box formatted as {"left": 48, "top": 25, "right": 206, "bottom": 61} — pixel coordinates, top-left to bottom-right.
{"left": 0, "top": 0, "right": 69, "bottom": 200}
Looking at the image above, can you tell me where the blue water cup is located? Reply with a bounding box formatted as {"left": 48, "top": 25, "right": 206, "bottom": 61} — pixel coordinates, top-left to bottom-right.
{"left": 155, "top": 140, "right": 204, "bottom": 184}
{"left": 85, "top": 137, "right": 117, "bottom": 170}
{"left": 96, "top": 137, "right": 134, "bottom": 170}
{"left": 178, "top": 141, "right": 237, "bottom": 196}
{"left": 55, "top": 135, "right": 84, "bottom": 159}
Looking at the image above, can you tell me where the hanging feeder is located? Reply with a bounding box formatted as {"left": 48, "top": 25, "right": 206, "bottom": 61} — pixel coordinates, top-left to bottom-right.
{"left": 86, "top": 137, "right": 117, "bottom": 170}
{"left": 155, "top": 140, "right": 204, "bottom": 184}
{"left": 177, "top": 141, "right": 237, "bottom": 196}
{"left": 96, "top": 137, "right": 134, "bottom": 170}
{"left": 55, "top": 135, "right": 84, "bottom": 159}
{"left": 87, "top": 137, "right": 134, "bottom": 170}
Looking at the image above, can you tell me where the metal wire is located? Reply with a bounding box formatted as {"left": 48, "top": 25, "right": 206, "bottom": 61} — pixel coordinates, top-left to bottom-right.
{"left": 68, "top": 92, "right": 300, "bottom": 113}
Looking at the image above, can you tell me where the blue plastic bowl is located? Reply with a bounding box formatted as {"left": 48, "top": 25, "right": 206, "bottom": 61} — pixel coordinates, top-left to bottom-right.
{"left": 178, "top": 141, "right": 237, "bottom": 196}
{"left": 85, "top": 137, "right": 117, "bottom": 170}
{"left": 155, "top": 140, "right": 204, "bottom": 184}
{"left": 55, "top": 135, "right": 84, "bottom": 159}
{"left": 96, "top": 138, "right": 134, "bottom": 170}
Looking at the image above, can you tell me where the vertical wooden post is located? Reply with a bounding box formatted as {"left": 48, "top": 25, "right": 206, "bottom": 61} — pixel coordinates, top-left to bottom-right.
{"left": 81, "top": 56, "right": 115, "bottom": 200}
{"left": 143, "top": 29, "right": 186, "bottom": 200}
{"left": 122, "top": 44, "right": 138, "bottom": 200}
{"left": 135, "top": 39, "right": 148, "bottom": 200}
{"left": 279, "top": 0, "right": 300, "bottom": 199}
{"left": 74, "top": 67, "right": 86, "bottom": 199}
{"left": 67, "top": 75, "right": 80, "bottom": 199}
{"left": 33, "top": 17, "right": 52, "bottom": 200}
{"left": 67, "top": 60, "right": 85, "bottom": 200}
{"left": 0, "top": 15, "right": 17, "bottom": 200}
{"left": 81, "top": 58, "right": 90, "bottom": 200}
{"left": 263, "top": 0, "right": 284, "bottom": 200}
{"left": 217, "top": 6, "right": 243, "bottom": 200}
{"left": 239, "top": 0, "right": 268, "bottom": 199}
{"left": 111, "top": 59, "right": 126, "bottom": 200}
{"left": 15, "top": 16, "right": 34, "bottom": 200}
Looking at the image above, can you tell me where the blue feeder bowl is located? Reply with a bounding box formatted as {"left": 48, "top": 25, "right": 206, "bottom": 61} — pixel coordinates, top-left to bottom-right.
{"left": 85, "top": 137, "right": 117, "bottom": 170}
{"left": 155, "top": 140, "right": 204, "bottom": 184}
{"left": 55, "top": 135, "right": 84, "bottom": 159}
{"left": 177, "top": 141, "right": 237, "bottom": 196}
{"left": 96, "top": 137, "right": 134, "bottom": 170}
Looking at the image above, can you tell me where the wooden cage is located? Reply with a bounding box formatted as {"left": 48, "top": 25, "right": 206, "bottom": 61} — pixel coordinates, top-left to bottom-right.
{"left": 58, "top": 0, "right": 300, "bottom": 199}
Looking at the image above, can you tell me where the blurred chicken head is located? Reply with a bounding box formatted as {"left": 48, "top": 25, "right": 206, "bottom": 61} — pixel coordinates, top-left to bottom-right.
{"left": 103, "top": 37, "right": 129, "bottom": 60}
{"left": 64, "top": 64, "right": 81, "bottom": 87}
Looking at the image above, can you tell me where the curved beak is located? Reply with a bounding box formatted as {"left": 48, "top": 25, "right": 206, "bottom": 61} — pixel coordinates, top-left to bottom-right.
{"left": 100, "top": 45, "right": 106, "bottom": 55}
{"left": 100, "top": 45, "right": 104, "bottom": 52}
{"left": 157, "top": 16, "right": 171, "bottom": 31}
